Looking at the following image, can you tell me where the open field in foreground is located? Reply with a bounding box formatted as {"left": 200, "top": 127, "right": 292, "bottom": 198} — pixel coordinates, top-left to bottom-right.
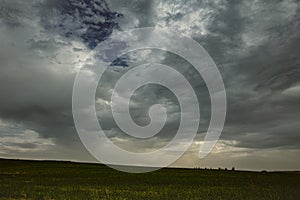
{"left": 0, "top": 159, "right": 300, "bottom": 200}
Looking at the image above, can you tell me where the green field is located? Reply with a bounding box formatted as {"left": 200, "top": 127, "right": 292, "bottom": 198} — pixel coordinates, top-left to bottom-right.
{"left": 0, "top": 159, "right": 299, "bottom": 200}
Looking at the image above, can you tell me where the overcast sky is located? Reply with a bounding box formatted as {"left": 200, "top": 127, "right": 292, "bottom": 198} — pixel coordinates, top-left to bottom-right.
{"left": 0, "top": 0, "right": 299, "bottom": 171}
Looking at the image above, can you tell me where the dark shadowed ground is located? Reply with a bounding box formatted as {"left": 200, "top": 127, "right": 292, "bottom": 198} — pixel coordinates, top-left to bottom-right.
{"left": 0, "top": 159, "right": 300, "bottom": 200}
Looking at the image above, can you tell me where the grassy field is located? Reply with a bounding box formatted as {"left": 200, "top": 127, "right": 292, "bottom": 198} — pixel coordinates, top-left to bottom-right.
{"left": 0, "top": 159, "right": 300, "bottom": 200}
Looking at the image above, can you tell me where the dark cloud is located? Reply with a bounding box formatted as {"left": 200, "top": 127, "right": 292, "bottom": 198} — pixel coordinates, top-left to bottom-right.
{"left": 40, "top": 0, "right": 122, "bottom": 49}
{"left": 0, "top": 0, "right": 299, "bottom": 169}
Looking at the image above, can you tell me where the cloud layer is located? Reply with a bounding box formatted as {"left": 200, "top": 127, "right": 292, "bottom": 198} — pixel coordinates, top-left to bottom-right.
{"left": 0, "top": 0, "right": 299, "bottom": 170}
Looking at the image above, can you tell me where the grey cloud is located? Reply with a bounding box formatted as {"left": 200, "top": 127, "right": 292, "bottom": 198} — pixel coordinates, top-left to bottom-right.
{"left": 0, "top": 1, "right": 92, "bottom": 159}
{"left": 108, "top": 0, "right": 155, "bottom": 28}
{"left": 40, "top": 0, "right": 122, "bottom": 49}
{"left": 0, "top": 0, "right": 299, "bottom": 170}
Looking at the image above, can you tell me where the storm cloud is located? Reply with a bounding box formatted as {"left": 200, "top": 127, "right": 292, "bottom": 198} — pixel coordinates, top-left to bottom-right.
{"left": 0, "top": 0, "right": 299, "bottom": 170}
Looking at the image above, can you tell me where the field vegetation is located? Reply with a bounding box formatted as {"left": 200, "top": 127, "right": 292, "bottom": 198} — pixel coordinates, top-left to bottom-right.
{"left": 0, "top": 159, "right": 299, "bottom": 199}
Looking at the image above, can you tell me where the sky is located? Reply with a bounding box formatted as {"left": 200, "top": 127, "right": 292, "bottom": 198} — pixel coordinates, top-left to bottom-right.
{"left": 0, "top": 0, "right": 299, "bottom": 171}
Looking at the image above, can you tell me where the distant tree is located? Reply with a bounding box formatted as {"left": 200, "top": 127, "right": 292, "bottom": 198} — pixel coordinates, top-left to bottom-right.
{"left": 231, "top": 167, "right": 235, "bottom": 171}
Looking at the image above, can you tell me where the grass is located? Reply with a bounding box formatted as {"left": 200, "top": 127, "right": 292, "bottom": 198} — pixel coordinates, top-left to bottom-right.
{"left": 0, "top": 159, "right": 300, "bottom": 199}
